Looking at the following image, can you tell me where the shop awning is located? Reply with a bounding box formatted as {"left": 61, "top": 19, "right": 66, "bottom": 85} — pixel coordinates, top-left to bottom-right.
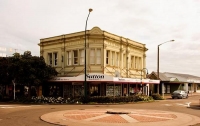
{"left": 50, "top": 73, "right": 160, "bottom": 84}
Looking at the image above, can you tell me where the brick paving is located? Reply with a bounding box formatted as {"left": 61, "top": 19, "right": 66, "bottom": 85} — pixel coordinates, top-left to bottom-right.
{"left": 40, "top": 109, "right": 200, "bottom": 126}
{"left": 92, "top": 115, "right": 128, "bottom": 123}
{"left": 62, "top": 109, "right": 177, "bottom": 123}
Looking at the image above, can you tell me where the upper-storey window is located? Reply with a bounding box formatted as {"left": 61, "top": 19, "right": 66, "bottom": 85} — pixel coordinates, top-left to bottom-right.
{"left": 80, "top": 49, "right": 84, "bottom": 65}
{"left": 96, "top": 49, "right": 101, "bottom": 64}
{"left": 111, "top": 51, "right": 115, "bottom": 66}
{"left": 47, "top": 52, "right": 58, "bottom": 66}
{"left": 67, "top": 51, "right": 72, "bottom": 66}
{"left": 90, "top": 49, "right": 95, "bottom": 64}
{"left": 135, "top": 56, "right": 142, "bottom": 69}
{"left": 135, "top": 56, "right": 138, "bottom": 69}
{"left": 106, "top": 50, "right": 110, "bottom": 65}
{"left": 131, "top": 56, "right": 135, "bottom": 69}
{"left": 48, "top": 53, "right": 52, "bottom": 66}
{"left": 73, "top": 50, "right": 78, "bottom": 65}
{"left": 53, "top": 52, "right": 57, "bottom": 66}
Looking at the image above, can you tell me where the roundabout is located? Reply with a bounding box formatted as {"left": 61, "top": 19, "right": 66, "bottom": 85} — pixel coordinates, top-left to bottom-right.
{"left": 40, "top": 108, "right": 200, "bottom": 126}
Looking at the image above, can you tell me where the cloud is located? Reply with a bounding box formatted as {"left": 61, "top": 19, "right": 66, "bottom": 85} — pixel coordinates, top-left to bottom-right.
{"left": 0, "top": 0, "right": 200, "bottom": 76}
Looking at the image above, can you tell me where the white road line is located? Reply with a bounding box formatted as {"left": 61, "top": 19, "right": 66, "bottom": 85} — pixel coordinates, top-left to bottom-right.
{"left": 0, "top": 105, "right": 33, "bottom": 109}
{"left": 163, "top": 104, "right": 172, "bottom": 106}
{"left": 0, "top": 107, "right": 14, "bottom": 108}
{"left": 120, "top": 114, "right": 139, "bottom": 122}
{"left": 186, "top": 102, "right": 191, "bottom": 107}
{"left": 0, "top": 105, "right": 13, "bottom": 106}
{"left": 84, "top": 114, "right": 111, "bottom": 121}
{"left": 176, "top": 102, "right": 192, "bottom": 107}
{"left": 162, "top": 102, "right": 192, "bottom": 107}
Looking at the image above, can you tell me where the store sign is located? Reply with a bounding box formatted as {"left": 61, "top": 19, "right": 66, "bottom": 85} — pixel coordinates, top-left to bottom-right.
{"left": 50, "top": 77, "right": 75, "bottom": 81}
{"left": 86, "top": 74, "right": 104, "bottom": 80}
{"left": 118, "top": 78, "right": 126, "bottom": 81}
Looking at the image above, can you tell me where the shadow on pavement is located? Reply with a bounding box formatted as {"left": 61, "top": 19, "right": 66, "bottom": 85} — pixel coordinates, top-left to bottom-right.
{"left": 189, "top": 105, "right": 200, "bottom": 110}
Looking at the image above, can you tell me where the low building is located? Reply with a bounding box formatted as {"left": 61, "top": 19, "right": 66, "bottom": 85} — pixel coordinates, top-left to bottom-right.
{"left": 38, "top": 27, "right": 159, "bottom": 98}
{"left": 148, "top": 71, "right": 200, "bottom": 95}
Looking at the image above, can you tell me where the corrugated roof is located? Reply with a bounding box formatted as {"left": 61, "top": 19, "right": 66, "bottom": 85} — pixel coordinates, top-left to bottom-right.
{"left": 148, "top": 71, "right": 200, "bottom": 83}
{"left": 158, "top": 72, "right": 170, "bottom": 81}
{"left": 164, "top": 72, "right": 200, "bottom": 83}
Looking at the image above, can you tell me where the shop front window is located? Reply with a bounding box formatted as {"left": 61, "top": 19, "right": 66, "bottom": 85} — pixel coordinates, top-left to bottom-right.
{"left": 49, "top": 86, "right": 62, "bottom": 96}
{"left": 106, "top": 84, "right": 121, "bottom": 96}
{"left": 74, "top": 85, "right": 84, "bottom": 97}
{"left": 90, "top": 85, "right": 99, "bottom": 96}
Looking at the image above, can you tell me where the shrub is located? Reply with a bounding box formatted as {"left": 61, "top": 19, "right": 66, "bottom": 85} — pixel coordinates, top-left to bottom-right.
{"left": 134, "top": 94, "right": 154, "bottom": 102}
{"left": 79, "top": 95, "right": 154, "bottom": 104}
{"left": 151, "top": 93, "right": 164, "bottom": 100}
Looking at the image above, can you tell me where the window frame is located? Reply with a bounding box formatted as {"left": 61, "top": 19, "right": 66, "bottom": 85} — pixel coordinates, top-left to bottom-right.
{"left": 106, "top": 50, "right": 110, "bottom": 65}
{"left": 90, "top": 48, "right": 95, "bottom": 64}
{"left": 47, "top": 53, "right": 53, "bottom": 66}
{"left": 80, "top": 49, "right": 84, "bottom": 65}
{"left": 53, "top": 52, "right": 58, "bottom": 66}
{"left": 73, "top": 50, "right": 78, "bottom": 65}
{"left": 96, "top": 48, "right": 101, "bottom": 64}
{"left": 66, "top": 51, "right": 72, "bottom": 66}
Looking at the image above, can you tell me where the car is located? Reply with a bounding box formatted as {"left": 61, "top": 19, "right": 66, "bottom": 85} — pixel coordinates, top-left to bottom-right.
{"left": 171, "top": 90, "right": 188, "bottom": 99}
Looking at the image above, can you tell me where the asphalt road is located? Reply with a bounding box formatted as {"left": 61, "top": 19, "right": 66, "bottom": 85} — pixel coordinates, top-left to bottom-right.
{"left": 0, "top": 95, "right": 199, "bottom": 126}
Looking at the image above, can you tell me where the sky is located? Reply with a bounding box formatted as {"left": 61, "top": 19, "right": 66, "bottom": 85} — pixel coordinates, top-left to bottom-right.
{"left": 0, "top": 0, "right": 200, "bottom": 76}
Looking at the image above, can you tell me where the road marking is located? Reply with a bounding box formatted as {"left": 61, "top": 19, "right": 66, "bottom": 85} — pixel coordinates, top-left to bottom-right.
{"left": 0, "top": 107, "right": 15, "bottom": 108}
{"left": 162, "top": 102, "right": 192, "bottom": 107}
{"left": 84, "top": 114, "right": 110, "bottom": 121}
{"left": 176, "top": 102, "right": 192, "bottom": 107}
{"left": 120, "top": 114, "right": 139, "bottom": 122}
{"left": 186, "top": 102, "right": 191, "bottom": 107}
{"left": 163, "top": 104, "right": 172, "bottom": 106}
{"left": 0, "top": 105, "right": 40, "bottom": 109}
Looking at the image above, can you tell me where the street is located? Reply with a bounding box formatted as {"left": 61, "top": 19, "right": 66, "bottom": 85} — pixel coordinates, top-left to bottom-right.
{"left": 0, "top": 94, "right": 199, "bottom": 126}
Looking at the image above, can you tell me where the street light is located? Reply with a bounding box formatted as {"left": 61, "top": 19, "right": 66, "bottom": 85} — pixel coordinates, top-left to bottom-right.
{"left": 157, "top": 40, "right": 174, "bottom": 94}
{"left": 84, "top": 8, "right": 93, "bottom": 97}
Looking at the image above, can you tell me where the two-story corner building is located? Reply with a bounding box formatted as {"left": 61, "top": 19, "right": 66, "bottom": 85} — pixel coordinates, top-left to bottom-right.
{"left": 38, "top": 27, "right": 159, "bottom": 98}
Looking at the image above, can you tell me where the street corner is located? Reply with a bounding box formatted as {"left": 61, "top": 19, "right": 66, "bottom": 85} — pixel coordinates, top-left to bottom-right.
{"left": 40, "top": 108, "right": 200, "bottom": 126}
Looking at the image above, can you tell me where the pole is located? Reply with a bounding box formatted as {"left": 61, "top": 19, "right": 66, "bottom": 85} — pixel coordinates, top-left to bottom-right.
{"left": 84, "top": 9, "right": 92, "bottom": 97}
{"left": 157, "top": 40, "right": 174, "bottom": 94}
{"left": 12, "top": 80, "right": 15, "bottom": 100}
{"left": 157, "top": 45, "right": 160, "bottom": 94}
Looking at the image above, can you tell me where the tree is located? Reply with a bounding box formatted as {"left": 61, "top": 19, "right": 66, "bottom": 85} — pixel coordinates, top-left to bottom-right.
{"left": 0, "top": 51, "right": 58, "bottom": 98}
{"left": 0, "top": 57, "right": 11, "bottom": 85}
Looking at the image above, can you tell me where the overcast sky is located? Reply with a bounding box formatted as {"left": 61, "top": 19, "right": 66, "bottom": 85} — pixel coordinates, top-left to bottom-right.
{"left": 0, "top": 0, "right": 200, "bottom": 76}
